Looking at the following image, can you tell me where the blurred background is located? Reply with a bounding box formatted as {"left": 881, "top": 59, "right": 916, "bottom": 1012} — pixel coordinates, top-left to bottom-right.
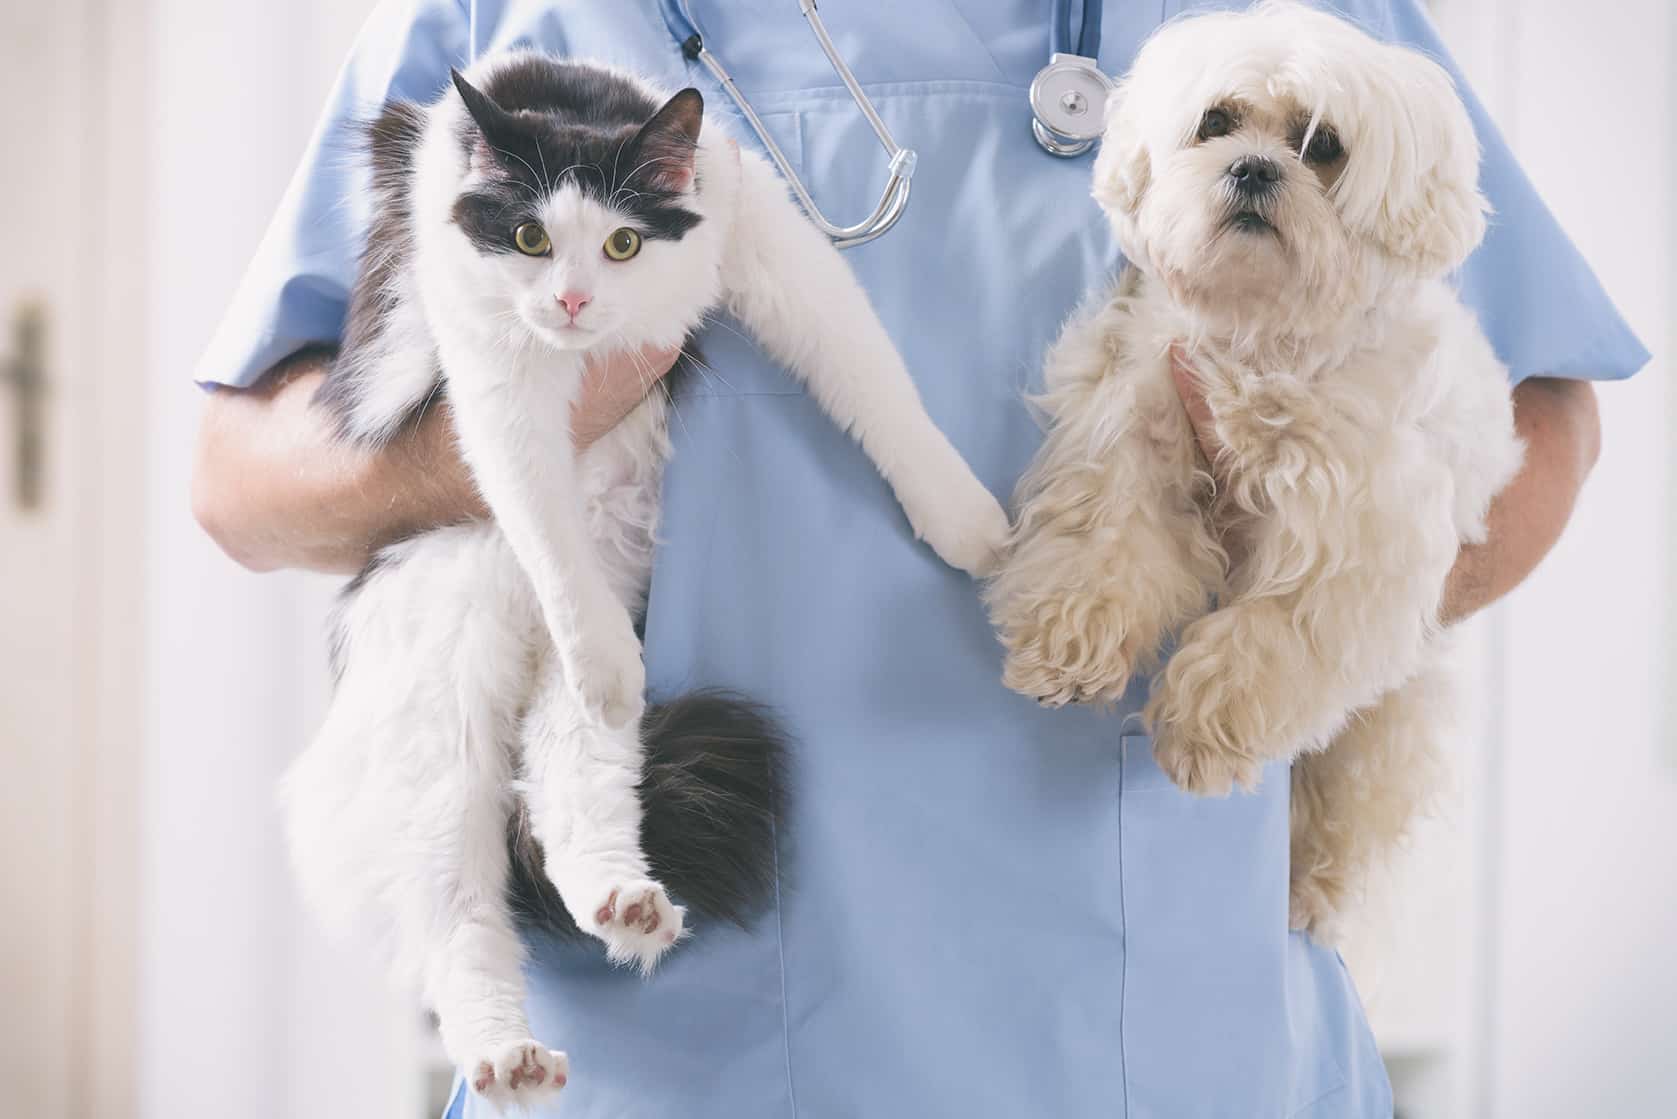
{"left": 0, "top": 0, "right": 1672, "bottom": 1116}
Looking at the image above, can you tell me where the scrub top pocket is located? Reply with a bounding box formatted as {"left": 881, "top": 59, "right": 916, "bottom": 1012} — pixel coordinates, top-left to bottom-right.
{"left": 1119, "top": 733, "right": 1349, "bottom": 1117}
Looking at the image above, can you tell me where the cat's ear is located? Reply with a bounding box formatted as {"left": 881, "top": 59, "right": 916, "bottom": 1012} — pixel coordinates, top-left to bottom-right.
{"left": 450, "top": 68, "right": 519, "bottom": 148}
{"left": 628, "top": 88, "right": 704, "bottom": 193}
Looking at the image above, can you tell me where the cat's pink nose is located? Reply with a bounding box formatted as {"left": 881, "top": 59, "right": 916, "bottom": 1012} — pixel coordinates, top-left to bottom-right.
{"left": 556, "top": 291, "right": 591, "bottom": 319}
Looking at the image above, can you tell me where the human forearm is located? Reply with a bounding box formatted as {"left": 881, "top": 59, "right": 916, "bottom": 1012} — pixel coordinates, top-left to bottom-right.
{"left": 190, "top": 350, "right": 484, "bottom": 575}
{"left": 1439, "top": 376, "right": 1602, "bottom": 623}
{"left": 191, "top": 345, "right": 682, "bottom": 575}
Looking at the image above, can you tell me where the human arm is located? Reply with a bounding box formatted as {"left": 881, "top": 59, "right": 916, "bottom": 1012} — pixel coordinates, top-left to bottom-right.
{"left": 191, "top": 345, "right": 679, "bottom": 575}
{"left": 1435, "top": 376, "right": 1600, "bottom": 622}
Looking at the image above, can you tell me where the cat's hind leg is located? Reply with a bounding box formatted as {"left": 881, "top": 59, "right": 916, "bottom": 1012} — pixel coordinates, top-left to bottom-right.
{"left": 520, "top": 656, "right": 685, "bottom": 973}
{"left": 283, "top": 526, "right": 569, "bottom": 1109}
{"left": 423, "top": 820, "right": 568, "bottom": 1105}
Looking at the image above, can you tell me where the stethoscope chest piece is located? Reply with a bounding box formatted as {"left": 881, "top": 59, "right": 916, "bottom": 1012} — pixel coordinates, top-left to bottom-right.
{"left": 1029, "top": 53, "right": 1115, "bottom": 157}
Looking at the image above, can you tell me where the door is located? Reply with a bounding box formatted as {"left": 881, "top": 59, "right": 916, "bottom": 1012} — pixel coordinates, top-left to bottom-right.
{"left": 0, "top": 0, "right": 92, "bottom": 1114}
{"left": 0, "top": 1, "right": 143, "bottom": 1116}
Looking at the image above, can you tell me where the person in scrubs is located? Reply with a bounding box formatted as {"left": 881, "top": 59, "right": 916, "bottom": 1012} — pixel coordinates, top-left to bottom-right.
{"left": 191, "top": 2, "right": 1643, "bottom": 1115}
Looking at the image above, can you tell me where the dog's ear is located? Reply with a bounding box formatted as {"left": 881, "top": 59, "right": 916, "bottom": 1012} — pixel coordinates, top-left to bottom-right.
{"left": 1343, "top": 47, "right": 1488, "bottom": 275}
{"left": 1092, "top": 84, "right": 1149, "bottom": 213}
{"left": 1091, "top": 82, "right": 1151, "bottom": 249}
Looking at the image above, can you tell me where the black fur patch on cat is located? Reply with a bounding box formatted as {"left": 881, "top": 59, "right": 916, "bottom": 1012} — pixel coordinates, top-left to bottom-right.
{"left": 451, "top": 61, "right": 705, "bottom": 254}
{"left": 314, "top": 99, "right": 438, "bottom": 437}
{"left": 507, "top": 690, "right": 791, "bottom": 941}
{"left": 314, "top": 61, "right": 705, "bottom": 442}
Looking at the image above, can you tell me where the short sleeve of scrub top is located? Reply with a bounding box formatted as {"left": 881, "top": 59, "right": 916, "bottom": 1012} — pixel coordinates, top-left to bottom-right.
{"left": 193, "top": 0, "right": 472, "bottom": 390}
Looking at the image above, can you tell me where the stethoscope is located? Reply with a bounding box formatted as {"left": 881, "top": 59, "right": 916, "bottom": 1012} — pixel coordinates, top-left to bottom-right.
{"left": 657, "top": 0, "right": 1106, "bottom": 247}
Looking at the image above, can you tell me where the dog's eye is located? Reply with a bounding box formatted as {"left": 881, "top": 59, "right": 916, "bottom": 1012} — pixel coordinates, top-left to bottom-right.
{"left": 1303, "top": 126, "right": 1344, "bottom": 164}
{"left": 1198, "top": 107, "right": 1235, "bottom": 141}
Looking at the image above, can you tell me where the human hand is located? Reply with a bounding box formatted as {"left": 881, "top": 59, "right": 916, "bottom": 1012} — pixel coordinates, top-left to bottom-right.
{"left": 1168, "top": 343, "right": 1222, "bottom": 474}
{"left": 571, "top": 344, "right": 684, "bottom": 450}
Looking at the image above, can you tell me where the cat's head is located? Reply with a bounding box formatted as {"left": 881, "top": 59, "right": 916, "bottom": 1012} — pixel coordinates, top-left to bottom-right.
{"left": 443, "top": 66, "right": 722, "bottom": 353}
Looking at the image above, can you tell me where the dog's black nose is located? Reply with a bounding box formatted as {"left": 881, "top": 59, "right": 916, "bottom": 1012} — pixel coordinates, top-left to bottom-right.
{"left": 1227, "top": 155, "right": 1282, "bottom": 196}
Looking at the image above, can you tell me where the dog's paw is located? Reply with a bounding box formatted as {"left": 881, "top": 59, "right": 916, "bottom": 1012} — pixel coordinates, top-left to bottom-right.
{"left": 471, "top": 1040, "right": 568, "bottom": 1108}
{"left": 1003, "top": 646, "right": 1132, "bottom": 709}
{"left": 1150, "top": 718, "right": 1262, "bottom": 797}
{"left": 996, "top": 593, "right": 1142, "bottom": 708}
{"left": 590, "top": 880, "right": 685, "bottom": 974}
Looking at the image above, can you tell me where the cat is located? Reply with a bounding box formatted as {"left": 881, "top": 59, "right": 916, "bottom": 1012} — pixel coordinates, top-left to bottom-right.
{"left": 279, "top": 52, "right": 1009, "bottom": 1110}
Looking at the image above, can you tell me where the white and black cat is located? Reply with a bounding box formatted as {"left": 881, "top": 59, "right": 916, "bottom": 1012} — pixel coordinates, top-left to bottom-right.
{"left": 278, "top": 53, "right": 1008, "bottom": 1110}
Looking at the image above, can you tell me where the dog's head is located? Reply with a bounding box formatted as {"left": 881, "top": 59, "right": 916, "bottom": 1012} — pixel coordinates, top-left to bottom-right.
{"left": 1093, "top": 1, "right": 1486, "bottom": 328}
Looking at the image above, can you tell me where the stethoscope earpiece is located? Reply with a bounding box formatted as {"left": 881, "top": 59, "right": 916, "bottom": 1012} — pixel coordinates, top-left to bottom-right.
{"left": 1029, "top": 53, "right": 1115, "bottom": 158}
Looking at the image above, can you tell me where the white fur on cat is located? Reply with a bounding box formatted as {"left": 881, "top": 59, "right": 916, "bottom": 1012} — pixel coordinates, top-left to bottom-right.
{"left": 281, "top": 53, "right": 1008, "bottom": 1110}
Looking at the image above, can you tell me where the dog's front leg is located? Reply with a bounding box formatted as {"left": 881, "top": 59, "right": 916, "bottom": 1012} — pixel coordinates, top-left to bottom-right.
{"left": 1147, "top": 447, "right": 1459, "bottom": 794}
{"left": 990, "top": 321, "right": 1224, "bottom": 707}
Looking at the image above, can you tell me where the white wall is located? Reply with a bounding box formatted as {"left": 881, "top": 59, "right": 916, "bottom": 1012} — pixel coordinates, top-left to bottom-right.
{"left": 1436, "top": 2, "right": 1677, "bottom": 1117}
{"left": 139, "top": 3, "right": 411, "bottom": 1119}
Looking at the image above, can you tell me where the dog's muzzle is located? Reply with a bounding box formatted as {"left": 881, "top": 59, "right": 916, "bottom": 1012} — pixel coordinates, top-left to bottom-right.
{"left": 1227, "top": 155, "right": 1283, "bottom": 201}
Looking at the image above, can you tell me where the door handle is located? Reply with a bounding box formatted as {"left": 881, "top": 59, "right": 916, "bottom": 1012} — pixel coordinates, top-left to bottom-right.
{"left": 4, "top": 301, "right": 47, "bottom": 512}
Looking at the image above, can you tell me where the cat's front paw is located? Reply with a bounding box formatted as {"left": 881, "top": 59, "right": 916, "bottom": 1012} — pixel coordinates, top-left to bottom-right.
{"left": 471, "top": 1040, "right": 568, "bottom": 1108}
{"left": 573, "top": 611, "right": 646, "bottom": 729}
{"left": 590, "top": 880, "right": 685, "bottom": 974}
{"left": 900, "top": 467, "right": 1011, "bottom": 578}
{"left": 995, "top": 591, "right": 1143, "bottom": 708}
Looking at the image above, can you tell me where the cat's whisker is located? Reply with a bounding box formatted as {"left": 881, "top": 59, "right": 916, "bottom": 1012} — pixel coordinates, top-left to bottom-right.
{"left": 415, "top": 375, "right": 446, "bottom": 420}
{"left": 610, "top": 138, "right": 629, "bottom": 197}
{"left": 628, "top": 344, "right": 691, "bottom": 443}
{"left": 677, "top": 348, "right": 737, "bottom": 396}
{"left": 619, "top": 153, "right": 680, "bottom": 191}
{"left": 492, "top": 145, "right": 547, "bottom": 194}
{"left": 698, "top": 312, "right": 755, "bottom": 347}
{"left": 534, "top": 140, "right": 551, "bottom": 190}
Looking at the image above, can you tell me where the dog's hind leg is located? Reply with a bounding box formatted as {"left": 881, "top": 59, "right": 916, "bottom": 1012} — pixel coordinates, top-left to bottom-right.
{"left": 1288, "top": 660, "right": 1454, "bottom": 941}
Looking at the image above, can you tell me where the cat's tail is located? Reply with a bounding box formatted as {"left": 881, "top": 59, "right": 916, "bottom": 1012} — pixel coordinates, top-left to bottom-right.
{"left": 506, "top": 690, "right": 789, "bottom": 940}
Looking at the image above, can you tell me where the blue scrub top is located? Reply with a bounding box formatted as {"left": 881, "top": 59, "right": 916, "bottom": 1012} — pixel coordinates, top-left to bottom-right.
{"left": 199, "top": 2, "right": 1646, "bottom": 1117}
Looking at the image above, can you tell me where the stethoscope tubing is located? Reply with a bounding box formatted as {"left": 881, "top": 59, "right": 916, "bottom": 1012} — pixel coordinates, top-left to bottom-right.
{"left": 657, "top": 0, "right": 1103, "bottom": 245}
{"left": 1056, "top": 0, "right": 1103, "bottom": 61}
{"left": 660, "top": 0, "right": 916, "bottom": 248}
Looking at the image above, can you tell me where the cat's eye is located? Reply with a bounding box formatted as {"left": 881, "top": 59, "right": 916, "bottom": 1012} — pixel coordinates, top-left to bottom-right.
{"left": 514, "top": 222, "right": 551, "bottom": 256}
{"left": 1198, "top": 107, "right": 1236, "bottom": 141}
{"left": 603, "top": 227, "right": 642, "bottom": 261}
{"left": 1302, "top": 126, "right": 1344, "bottom": 164}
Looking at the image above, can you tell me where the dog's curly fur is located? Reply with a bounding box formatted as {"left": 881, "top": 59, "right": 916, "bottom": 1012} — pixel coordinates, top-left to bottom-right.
{"left": 987, "top": 1, "right": 1524, "bottom": 939}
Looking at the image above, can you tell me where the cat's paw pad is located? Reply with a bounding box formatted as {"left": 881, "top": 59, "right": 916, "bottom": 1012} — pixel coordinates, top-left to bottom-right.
{"left": 591, "top": 880, "right": 685, "bottom": 973}
{"left": 1151, "top": 722, "right": 1261, "bottom": 797}
{"left": 471, "top": 1041, "right": 568, "bottom": 1107}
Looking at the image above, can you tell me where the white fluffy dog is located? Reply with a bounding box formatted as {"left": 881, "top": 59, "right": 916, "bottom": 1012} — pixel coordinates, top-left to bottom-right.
{"left": 987, "top": 1, "right": 1524, "bottom": 936}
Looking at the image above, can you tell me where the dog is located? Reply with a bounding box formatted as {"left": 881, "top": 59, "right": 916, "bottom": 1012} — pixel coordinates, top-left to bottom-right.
{"left": 987, "top": 0, "right": 1524, "bottom": 937}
